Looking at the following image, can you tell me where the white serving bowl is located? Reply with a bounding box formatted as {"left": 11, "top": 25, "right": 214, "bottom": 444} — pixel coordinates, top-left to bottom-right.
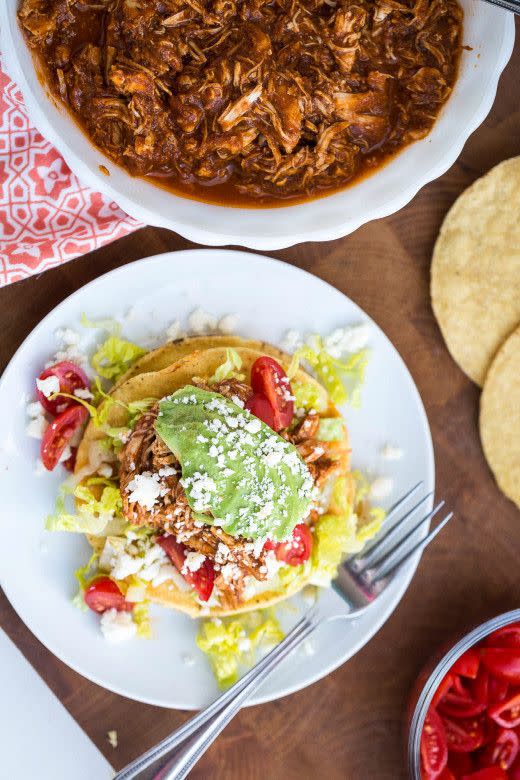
{"left": 1, "top": 1, "right": 514, "bottom": 250}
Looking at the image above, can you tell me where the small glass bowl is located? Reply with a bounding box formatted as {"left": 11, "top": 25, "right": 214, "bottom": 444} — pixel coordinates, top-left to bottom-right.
{"left": 406, "top": 608, "right": 520, "bottom": 779}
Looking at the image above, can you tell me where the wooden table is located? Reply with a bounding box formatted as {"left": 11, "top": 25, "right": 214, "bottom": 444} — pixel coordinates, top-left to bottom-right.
{"left": 1, "top": 24, "right": 519, "bottom": 779}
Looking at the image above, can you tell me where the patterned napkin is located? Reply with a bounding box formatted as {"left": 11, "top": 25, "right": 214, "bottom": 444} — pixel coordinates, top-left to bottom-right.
{"left": 0, "top": 60, "right": 141, "bottom": 287}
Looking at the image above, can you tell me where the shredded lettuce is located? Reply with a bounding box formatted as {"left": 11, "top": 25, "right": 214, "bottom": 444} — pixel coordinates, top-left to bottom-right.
{"left": 210, "top": 348, "right": 244, "bottom": 383}
{"left": 309, "top": 474, "right": 385, "bottom": 586}
{"left": 197, "top": 611, "right": 284, "bottom": 688}
{"left": 91, "top": 335, "right": 147, "bottom": 381}
{"left": 287, "top": 336, "right": 368, "bottom": 406}
{"left": 80, "top": 313, "right": 121, "bottom": 334}
{"left": 45, "top": 478, "right": 126, "bottom": 536}
{"left": 291, "top": 381, "right": 324, "bottom": 412}
{"left": 317, "top": 418, "right": 345, "bottom": 442}
{"left": 132, "top": 602, "right": 152, "bottom": 639}
{"left": 72, "top": 550, "right": 99, "bottom": 611}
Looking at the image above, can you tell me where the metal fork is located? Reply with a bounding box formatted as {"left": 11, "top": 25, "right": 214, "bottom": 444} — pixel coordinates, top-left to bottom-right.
{"left": 115, "top": 483, "right": 453, "bottom": 780}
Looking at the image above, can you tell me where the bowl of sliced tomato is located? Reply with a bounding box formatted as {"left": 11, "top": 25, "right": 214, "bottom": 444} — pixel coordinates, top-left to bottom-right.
{"left": 407, "top": 610, "right": 520, "bottom": 780}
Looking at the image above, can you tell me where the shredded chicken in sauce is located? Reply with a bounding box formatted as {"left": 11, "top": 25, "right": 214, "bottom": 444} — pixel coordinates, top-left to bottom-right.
{"left": 19, "top": 0, "right": 461, "bottom": 204}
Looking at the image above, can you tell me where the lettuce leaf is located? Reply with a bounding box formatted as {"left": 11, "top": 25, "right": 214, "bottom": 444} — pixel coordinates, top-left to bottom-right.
{"left": 91, "top": 336, "right": 147, "bottom": 381}
{"left": 288, "top": 336, "right": 368, "bottom": 406}
{"left": 210, "top": 348, "right": 244, "bottom": 383}
{"left": 72, "top": 550, "right": 99, "bottom": 611}
{"left": 291, "top": 381, "right": 325, "bottom": 412}
{"left": 317, "top": 418, "right": 345, "bottom": 442}
{"left": 197, "top": 611, "right": 284, "bottom": 688}
{"left": 45, "top": 478, "right": 126, "bottom": 536}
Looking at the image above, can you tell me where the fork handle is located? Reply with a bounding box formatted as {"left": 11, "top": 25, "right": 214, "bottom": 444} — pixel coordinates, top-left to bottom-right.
{"left": 154, "top": 619, "right": 318, "bottom": 780}
{"left": 113, "top": 613, "right": 318, "bottom": 780}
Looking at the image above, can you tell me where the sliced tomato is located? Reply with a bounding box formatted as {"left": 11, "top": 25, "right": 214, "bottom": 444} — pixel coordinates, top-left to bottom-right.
{"left": 421, "top": 708, "right": 448, "bottom": 778}
{"left": 157, "top": 535, "right": 215, "bottom": 602}
{"left": 250, "top": 356, "right": 294, "bottom": 431}
{"left": 37, "top": 360, "right": 89, "bottom": 415}
{"left": 245, "top": 392, "right": 276, "bottom": 429}
{"left": 453, "top": 649, "right": 481, "bottom": 680}
{"left": 443, "top": 716, "right": 486, "bottom": 753}
{"left": 485, "top": 625, "right": 520, "bottom": 650}
{"left": 461, "top": 769, "right": 508, "bottom": 780}
{"left": 488, "top": 692, "right": 520, "bottom": 728}
{"left": 480, "top": 728, "right": 519, "bottom": 770}
{"left": 84, "top": 577, "right": 133, "bottom": 613}
{"left": 40, "top": 404, "right": 88, "bottom": 471}
{"left": 433, "top": 674, "right": 454, "bottom": 708}
{"left": 488, "top": 676, "right": 509, "bottom": 705}
{"left": 481, "top": 649, "right": 520, "bottom": 685}
{"left": 264, "top": 523, "right": 313, "bottom": 566}
{"left": 472, "top": 667, "right": 491, "bottom": 705}
{"left": 439, "top": 691, "right": 486, "bottom": 719}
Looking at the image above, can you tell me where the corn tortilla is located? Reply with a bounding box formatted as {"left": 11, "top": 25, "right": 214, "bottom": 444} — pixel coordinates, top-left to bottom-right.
{"left": 480, "top": 324, "right": 520, "bottom": 511}
{"left": 431, "top": 157, "right": 520, "bottom": 386}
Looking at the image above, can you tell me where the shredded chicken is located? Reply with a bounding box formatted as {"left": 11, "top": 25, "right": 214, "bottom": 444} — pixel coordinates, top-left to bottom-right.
{"left": 19, "top": 0, "right": 461, "bottom": 204}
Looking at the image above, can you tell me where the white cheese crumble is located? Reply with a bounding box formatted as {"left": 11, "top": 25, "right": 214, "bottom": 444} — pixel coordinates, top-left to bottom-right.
{"left": 97, "top": 463, "right": 113, "bottom": 479}
{"left": 323, "top": 323, "right": 370, "bottom": 357}
{"left": 381, "top": 443, "right": 404, "bottom": 461}
{"left": 100, "top": 609, "right": 136, "bottom": 642}
{"left": 107, "top": 730, "right": 118, "bottom": 749}
{"left": 26, "top": 415, "right": 48, "bottom": 439}
{"left": 281, "top": 329, "right": 302, "bottom": 352}
{"left": 58, "top": 445, "right": 72, "bottom": 464}
{"left": 188, "top": 307, "right": 217, "bottom": 334}
{"left": 36, "top": 375, "right": 60, "bottom": 398}
{"left": 217, "top": 314, "right": 238, "bottom": 334}
{"left": 182, "top": 551, "right": 206, "bottom": 574}
{"left": 74, "top": 387, "right": 94, "bottom": 400}
{"left": 370, "top": 476, "right": 394, "bottom": 500}
{"left": 126, "top": 471, "right": 164, "bottom": 510}
{"left": 55, "top": 327, "right": 80, "bottom": 346}
{"left": 166, "top": 319, "right": 184, "bottom": 341}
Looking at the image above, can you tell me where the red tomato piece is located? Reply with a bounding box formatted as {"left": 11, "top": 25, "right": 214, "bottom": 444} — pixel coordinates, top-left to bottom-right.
{"left": 438, "top": 769, "right": 456, "bottom": 780}
{"left": 488, "top": 676, "right": 509, "bottom": 705}
{"left": 439, "top": 691, "right": 486, "bottom": 719}
{"left": 453, "top": 649, "right": 481, "bottom": 680}
{"left": 472, "top": 667, "right": 491, "bottom": 705}
{"left": 433, "top": 674, "right": 454, "bottom": 708}
{"left": 250, "top": 356, "right": 294, "bottom": 431}
{"left": 449, "top": 751, "right": 474, "bottom": 775}
{"left": 264, "top": 523, "right": 313, "bottom": 566}
{"left": 37, "top": 361, "right": 90, "bottom": 416}
{"left": 443, "top": 716, "right": 486, "bottom": 753}
{"left": 488, "top": 692, "right": 520, "bottom": 728}
{"left": 421, "top": 708, "right": 448, "bottom": 778}
{"left": 84, "top": 577, "right": 133, "bottom": 613}
{"left": 40, "top": 405, "right": 88, "bottom": 471}
{"left": 245, "top": 392, "right": 276, "bottom": 429}
{"left": 157, "top": 535, "right": 215, "bottom": 602}
{"left": 485, "top": 625, "right": 520, "bottom": 650}
{"left": 482, "top": 649, "right": 520, "bottom": 685}
{"left": 461, "top": 769, "right": 508, "bottom": 780}
{"left": 62, "top": 446, "right": 78, "bottom": 472}
{"left": 480, "top": 728, "right": 519, "bottom": 770}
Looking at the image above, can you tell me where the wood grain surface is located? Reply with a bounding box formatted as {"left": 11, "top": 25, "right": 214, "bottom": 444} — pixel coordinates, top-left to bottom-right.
{"left": 1, "top": 22, "right": 519, "bottom": 780}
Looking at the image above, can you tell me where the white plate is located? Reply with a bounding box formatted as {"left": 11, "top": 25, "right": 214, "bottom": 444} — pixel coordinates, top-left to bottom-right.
{"left": 0, "top": 2, "right": 514, "bottom": 249}
{"left": 0, "top": 250, "right": 434, "bottom": 709}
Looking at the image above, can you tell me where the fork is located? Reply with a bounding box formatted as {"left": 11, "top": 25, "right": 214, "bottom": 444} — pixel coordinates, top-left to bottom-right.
{"left": 114, "top": 483, "right": 453, "bottom": 780}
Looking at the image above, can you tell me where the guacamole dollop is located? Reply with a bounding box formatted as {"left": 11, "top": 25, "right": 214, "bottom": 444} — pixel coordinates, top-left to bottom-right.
{"left": 155, "top": 385, "right": 313, "bottom": 541}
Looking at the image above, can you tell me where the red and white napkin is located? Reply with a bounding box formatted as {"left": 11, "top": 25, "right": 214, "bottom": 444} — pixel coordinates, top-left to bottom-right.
{"left": 0, "top": 58, "right": 141, "bottom": 287}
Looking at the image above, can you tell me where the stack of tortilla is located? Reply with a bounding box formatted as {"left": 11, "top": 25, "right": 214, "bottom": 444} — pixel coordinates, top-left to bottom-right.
{"left": 431, "top": 156, "right": 520, "bottom": 511}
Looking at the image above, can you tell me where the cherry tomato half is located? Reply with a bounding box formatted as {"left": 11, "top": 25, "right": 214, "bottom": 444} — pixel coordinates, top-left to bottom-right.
{"left": 264, "top": 523, "right": 313, "bottom": 566}
{"left": 432, "top": 674, "right": 454, "bottom": 708}
{"left": 157, "top": 535, "right": 215, "bottom": 602}
{"left": 84, "top": 577, "right": 133, "bottom": 613}
{"left": 482, "top": 649, "right": 520, "bottom": 685}
{"left": 37, "top": 361, "right": 89, "bottom": 416}
{"left": 485, "top": 624, "right": 520, "bottom": 650}
{"left": 453, "top": 649, "right": 481, "bottom": 680}
{"left": 488, "top": 692, "right": 520, "bottom": 729}
{"left": 438, "top": 769, "right": 456, "bottom": 780}
{"left": 245, "top": 392, "right": 276, "bottom": 429}
{"left": 40, "top": 404, "right": 88, "bottom": 471}
{"left": 421, "top": 707, "right": 448, "bottom": 778}
{"left": 443, "top": 716, "right": 486, "bottom": 753}
{"left": 439, "top": 691, "right": 487, "bottom": 720}
{"left": 480, "top": 727, "right": 519, "bottom": 770}
{"left": 250, "top": 356, "right": 294, "bottom": 431}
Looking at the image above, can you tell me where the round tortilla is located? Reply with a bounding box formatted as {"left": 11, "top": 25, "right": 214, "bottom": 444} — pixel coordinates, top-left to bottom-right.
{"left": 431, "top": 156, "right": 520, "bottom": 386}
{"left": 78, "top": 341, "right": 351, "bottom": 617}
{"left": 480, "top": 324, "right": 520, "bottom": 511}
